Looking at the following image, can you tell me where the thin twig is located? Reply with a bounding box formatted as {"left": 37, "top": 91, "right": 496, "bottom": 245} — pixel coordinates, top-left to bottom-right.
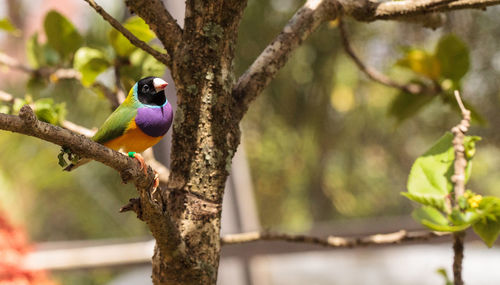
{"left": 0, "top": 52, "right": 35, "bottom": 73}
{"left": 0, "top": 52, "right": 121, "bottom": 109}
{"left": 222, "top": 230, "right": 449, "bottom": 248}
{"left": 0, "top": 90, "right": 15, "bottom": 104}
{"left": 124, "top": 0, "right": 182, "bottom": 59}
{"left": 82, "top": 0, "right": 170, "bottom": 65}
{"left": 338, "top": 18, "right": 424, "bottom": 95}
{"left": 450, "top": 90, "right": 471, "bottom": 285}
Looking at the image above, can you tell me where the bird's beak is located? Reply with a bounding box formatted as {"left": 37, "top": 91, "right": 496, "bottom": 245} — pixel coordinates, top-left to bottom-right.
{"left": 153, "top": 78, "right": 168, "bottom": 92}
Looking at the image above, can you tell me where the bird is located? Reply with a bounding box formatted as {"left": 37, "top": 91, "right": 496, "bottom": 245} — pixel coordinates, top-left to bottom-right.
{"left": 64, "top": 76, "right": 173, "bottom": 176}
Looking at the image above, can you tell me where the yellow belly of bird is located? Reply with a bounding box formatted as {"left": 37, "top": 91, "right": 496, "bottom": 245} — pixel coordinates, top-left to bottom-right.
{"left": 103, "top": 120, "right": 163, "bottom": 153}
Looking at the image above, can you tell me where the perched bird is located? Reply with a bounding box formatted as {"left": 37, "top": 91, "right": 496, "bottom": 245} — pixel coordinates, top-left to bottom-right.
{"left": 64, "top": 76, "right": 173, "bottom": 173}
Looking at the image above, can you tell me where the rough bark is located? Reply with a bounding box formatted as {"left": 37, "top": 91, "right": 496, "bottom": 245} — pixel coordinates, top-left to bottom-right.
{"left": 142, "top": 1, "right": 248, "bottom": 284}
{"left": 2, "top": 0, "right": 500, "bottom": 284}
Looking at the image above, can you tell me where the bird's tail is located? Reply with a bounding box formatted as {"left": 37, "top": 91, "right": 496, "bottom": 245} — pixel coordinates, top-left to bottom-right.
{"left": 63, "top": 158, "right": 91, "bottom": 171}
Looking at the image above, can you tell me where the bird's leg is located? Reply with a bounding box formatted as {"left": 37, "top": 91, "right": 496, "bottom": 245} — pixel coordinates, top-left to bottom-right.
{"left": 128, "top": 152, "right": 147, "bottom": 175}
{"left": 127, "top": 152, "right": 160, "bottom": 190}
{"left": 153, "top": 170, "right": 160, "bottom": 189}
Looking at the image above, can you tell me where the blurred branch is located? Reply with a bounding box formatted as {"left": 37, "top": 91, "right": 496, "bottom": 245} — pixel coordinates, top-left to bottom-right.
{"left": 0, "top": 52, "right": 121, "bottom": 109}
{"left": 0, "top": 52, "right": 34, "bottom": 73}
{"left": 232, "top": 0, "right": 338, "bottom": 117}
{"left": 354, "top": 0, "right": 500, "bottom": 21}
{"left": 124, "top": 0, "right": 182, "bottom": 62}
{"left": 222, "top": 230, "right": 449, "bottom": 248}
{"left": 233, "top": 0, "right": 500, "bottom": 116}
{"left": 450, "top": 90, "right": 471, "bottom": 285}
{"left": 82, "top": 0, "right": 170, "bottom": 66}
{"left": 0, "top": 90, "right": 15, "bottom": 104}
{"left": 60, "top": 120, "right": 96, "bottom": 137}
{"left": 338, "top": 18, "right": 424, "bottom": 95}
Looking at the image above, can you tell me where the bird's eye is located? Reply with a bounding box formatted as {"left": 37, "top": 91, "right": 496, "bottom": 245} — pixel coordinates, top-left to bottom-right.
{"left": 142, "top": 85, "right": 150, "bottom": 93}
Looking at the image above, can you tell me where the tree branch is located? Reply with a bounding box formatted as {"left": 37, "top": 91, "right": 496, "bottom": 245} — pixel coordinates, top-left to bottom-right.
{"left": 450, "top": 90, "right": 471, "bottom": 285}
{"left": 0, "top": 106, "right": 144, "bottom": 179}
{"left": 124, "top": 0, "right": 182, "bottom": 61}
{"left": 233, "top": 0, "right": 339, "bottom": 117}
{"left": 354, "top": 0, "right": 500, "bottom": 21}
{"left": 0, "top": 52, "right": 34, "bottom": 73}
{"left": 82, "top": 0, "right": 170, "bottom": 66}
{"left": 338, "top": 18, "right": 425, "bottom": 95}
{"left": 234, "top": 0, "right": 500, "bottom": 117}
{"left": 222, "top": 230, "right": 449, "bottom": 248}
{"left": 0, "top": 105, "right": 186, "bottom": 256}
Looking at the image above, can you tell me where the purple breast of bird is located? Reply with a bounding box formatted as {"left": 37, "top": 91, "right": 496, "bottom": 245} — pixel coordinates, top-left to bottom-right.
{"left": 135, "top": 103, "right": 173, "bottom": 137}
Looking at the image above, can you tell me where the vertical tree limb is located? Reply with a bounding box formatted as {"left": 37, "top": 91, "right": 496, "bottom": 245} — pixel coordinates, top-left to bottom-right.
{"left": 450, "top": 90, "right": 471, "bottom": 285}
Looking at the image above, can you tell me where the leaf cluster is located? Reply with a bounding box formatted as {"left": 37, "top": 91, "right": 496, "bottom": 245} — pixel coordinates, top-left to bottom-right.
{"left": 403, "top": 132, "right": 500, "bottom": 247}
{"left": 389, "top": 34, "right": 484, "bottom": 124}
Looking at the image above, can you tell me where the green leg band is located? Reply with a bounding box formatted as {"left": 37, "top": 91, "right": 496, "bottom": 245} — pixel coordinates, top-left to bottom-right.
{"left": 128, "top": 151, "right": 136, "bottom": 158}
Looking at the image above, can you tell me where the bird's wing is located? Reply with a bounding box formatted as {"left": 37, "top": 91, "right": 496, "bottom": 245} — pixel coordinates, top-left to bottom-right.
{"left": 92, "top": 105, "right": 138, "bottom": 144}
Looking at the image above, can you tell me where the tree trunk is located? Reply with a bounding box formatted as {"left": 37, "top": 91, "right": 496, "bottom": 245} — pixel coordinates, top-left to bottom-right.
{"left": 145, "top": 2, "right": 246, "bottom": 284}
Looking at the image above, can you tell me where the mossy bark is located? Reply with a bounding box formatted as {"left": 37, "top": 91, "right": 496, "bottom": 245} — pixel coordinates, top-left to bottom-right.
{"left": 140, "top": 1, "right": 246, "bottom": 284}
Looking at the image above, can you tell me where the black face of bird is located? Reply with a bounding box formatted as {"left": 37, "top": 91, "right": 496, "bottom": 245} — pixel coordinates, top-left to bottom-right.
{"left": 137, "top": 77, "right": 168, "bottom": 106}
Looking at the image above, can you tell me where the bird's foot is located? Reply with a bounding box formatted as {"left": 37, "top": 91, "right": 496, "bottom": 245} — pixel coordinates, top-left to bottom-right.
{"left": 153, "top": 170, "right": 160, "bottom": 190}
{"left": 128, "top": 152, "right": 148, "bottom": 175}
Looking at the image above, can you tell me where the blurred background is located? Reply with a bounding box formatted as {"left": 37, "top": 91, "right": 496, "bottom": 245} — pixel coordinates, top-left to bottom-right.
{"left": 1, "top": 0, "right": 500, "bottom": 284}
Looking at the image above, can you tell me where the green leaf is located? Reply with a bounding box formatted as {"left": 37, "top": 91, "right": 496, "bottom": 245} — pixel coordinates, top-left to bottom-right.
{"left": 57, "top": 151, "right": 68, "bottom": 167}
{"left": 436, "top": 268, "right": 453, "bottom": 285}
{"left": 33, "top": 98, "right": 66, "bottom": 125}
{"left": 464, "top": 136, "right": 481, "bottom": 159}
{"left": 26, "top": 33, "right": 43, "bottom": 68}
{"left": 449, "top": 209, "right": 480, "bottom": 226}
{"left": 407, "top": 133, "right": 454, "bottom": 196}
{"left": 473, "top": 218, "right": 500, "bottom": 247}
{"left": 401, "top": 192, "right": 445, "bottom": 210}
{"left": 44, "top": 10, "right": 83, "bottom": 60}
{"left": 109, "top": 16, "right": 155, "bottom": 57}
{"left": 388, "top": 89, "right": 435, "bottom": 123}
{"left": 0, "top": 104, "right": 10, "bottom": 114}
{"left": 404, "top": 133, "right": 480, "bottom": 208}
{"left": 27, "top": 33, "right": 60, "bottom": 68}
{"left": 396, "top": 48, "right": 441, "bottom": 80}
{"left": 435, "top": 35, "right": 470, "bottom": 82}
{"left": 413, "top": 206, "right": 469, "bottom": 232}
{"left": 119, "top": 48, "right": 166, "bottom": 91}
{"left": 73, "top": 47, "right": 110, "bottom": 86}
{"left": 0, "top": 18, "right": 20, "bottom": 36}
{"left": 130, "top": 48, "right": 166, "bottom": 77}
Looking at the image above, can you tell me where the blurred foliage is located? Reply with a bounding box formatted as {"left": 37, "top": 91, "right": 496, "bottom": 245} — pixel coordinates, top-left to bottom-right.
{"left": 0, "top": 6, "right": 164, "bottom": 284}
{"left": 0, "top": 18, "right": 20, "bottom": 36}
{"left": 403, "top": 132, "right": 500, "bottom": 246}
{"left": 1, "top": 0, "right": 500, "bottom": 283}
{"left": 237, "top": 1, "right": 500, "bottom": 232}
